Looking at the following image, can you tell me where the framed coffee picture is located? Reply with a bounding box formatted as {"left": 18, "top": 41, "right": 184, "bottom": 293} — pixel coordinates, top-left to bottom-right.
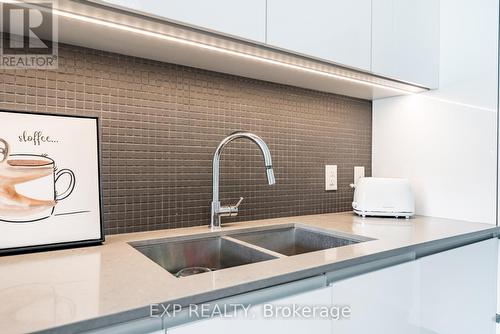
{"left": 0, "top": 110, "right": 104, "bottom": 255}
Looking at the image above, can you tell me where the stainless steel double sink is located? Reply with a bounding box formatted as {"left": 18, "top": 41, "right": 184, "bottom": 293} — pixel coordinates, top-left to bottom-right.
{"left": 130, "top": 225, "right": 372, "bottom": 278}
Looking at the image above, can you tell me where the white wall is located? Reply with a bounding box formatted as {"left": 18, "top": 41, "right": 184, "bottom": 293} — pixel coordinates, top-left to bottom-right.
{"left": 372, "top": 0, "right": 499, "bottom": 224}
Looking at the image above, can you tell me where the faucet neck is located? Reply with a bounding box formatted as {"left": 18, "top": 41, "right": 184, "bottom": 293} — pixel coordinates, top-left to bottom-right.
{"left": 210, "top": 132, "right": 274, "bottom": 229}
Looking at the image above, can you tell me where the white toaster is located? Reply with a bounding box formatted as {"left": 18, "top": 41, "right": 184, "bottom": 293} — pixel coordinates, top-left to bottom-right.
{"left": 352, "top": 177, "right": 415, "bottom": 218}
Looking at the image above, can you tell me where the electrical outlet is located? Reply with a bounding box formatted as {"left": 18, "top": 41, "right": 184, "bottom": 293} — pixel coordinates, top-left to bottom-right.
{"left": 325, "top": 165, "right": 337, "bottom": 191}
{"left": 354, "top": 166, "right": 365, "bottom": 185}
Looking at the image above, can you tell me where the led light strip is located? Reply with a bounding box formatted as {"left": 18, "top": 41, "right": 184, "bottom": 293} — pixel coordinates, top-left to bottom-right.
{"left": 1, "top": 0, "right": 424, "bottom": 95}
{"left": 51, "top": 8, "right": 426, "bottom": 95}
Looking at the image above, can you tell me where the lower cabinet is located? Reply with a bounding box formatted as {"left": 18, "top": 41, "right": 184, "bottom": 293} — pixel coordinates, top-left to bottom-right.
{"left": 419, "top": 238, "right": 498, "bottom": 334}
{"left": 330, "top": 238, "right": 498, "bottom": 334}
{"left": 165, "top": 238, "right": 498, "bottom": 334}
{"left": 330, "top": 259, "right": 420, "bottom": 334}
{"left": 166, "top": 284, "right": 332, "bottom": 334}
{"left": 498, "top": 240, "right": 500, "bottom": 334}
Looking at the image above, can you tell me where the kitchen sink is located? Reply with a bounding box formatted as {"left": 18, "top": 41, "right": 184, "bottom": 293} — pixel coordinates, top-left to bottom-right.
{"left": 130, "top": 224, "right": 371, "bottom": 277}
{"left": 231, "top": 227, "right": 365, "bottom": 256}
{"left": 131, "top": 236, "right": 277, "bottom": 277}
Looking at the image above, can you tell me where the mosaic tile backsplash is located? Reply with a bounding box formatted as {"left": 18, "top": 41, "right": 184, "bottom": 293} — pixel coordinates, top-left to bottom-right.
{"left": 0, "top": 43, "right": 372, "bottom": 234}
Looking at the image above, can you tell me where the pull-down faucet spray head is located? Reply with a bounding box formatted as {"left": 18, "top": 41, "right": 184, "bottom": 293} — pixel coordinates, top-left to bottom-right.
{"left": 266, "top": 166, "right": 275, "bottom": 185}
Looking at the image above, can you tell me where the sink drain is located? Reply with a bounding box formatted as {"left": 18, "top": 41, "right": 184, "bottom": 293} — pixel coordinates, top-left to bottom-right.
{"left": 175, "top": 266, "right": 212, "bottom": 277}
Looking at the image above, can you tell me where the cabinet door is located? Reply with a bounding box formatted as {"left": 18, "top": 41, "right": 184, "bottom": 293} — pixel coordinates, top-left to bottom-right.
{"left": 266, "top": 0, "right": 371, "bottom": 71}
{"left": 497, "top": 240, "right": 500, "bottom": 334}
{"left": 166, "top": 286, "right": 332, "bottom": 334}
{"left": 419, "top": 238, "right": 498, "bottom": 334}
{"left": 330, "top": 260, "right": 420, "bottom": 334}
{"left": 372, "top": 0, "right": 439, "bottom": 88}
{"left": 99, "top": 0, "right": 266, "bottom": 42}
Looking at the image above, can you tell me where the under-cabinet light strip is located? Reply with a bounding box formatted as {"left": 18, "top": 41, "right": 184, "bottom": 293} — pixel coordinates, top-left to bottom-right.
{"left": 50, "top": 7, "right": 423, "bottom": 95}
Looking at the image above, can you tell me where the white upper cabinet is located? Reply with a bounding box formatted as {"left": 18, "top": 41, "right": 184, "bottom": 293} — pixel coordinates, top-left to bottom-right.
{"left": 95, "top": 0, "right": 439, "bottom": 90}
{"left": 266, "top": 0, "right": 372, "bottom": 71}
{"left": 372, "top": 0, "right": 440, "bottom": 88}
{"left": 99, "top": 0, "right": 267, "bottom": 42}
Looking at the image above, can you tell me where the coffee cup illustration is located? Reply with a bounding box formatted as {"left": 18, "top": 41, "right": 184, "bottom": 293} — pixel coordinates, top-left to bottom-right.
{"left": 0, "top": 139, "right": 76, "bottom": 223}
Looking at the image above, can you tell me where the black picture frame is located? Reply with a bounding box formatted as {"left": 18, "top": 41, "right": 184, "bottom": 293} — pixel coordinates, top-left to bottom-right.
{"left": 0, "top": 109, "right": 105, "bottom": 255}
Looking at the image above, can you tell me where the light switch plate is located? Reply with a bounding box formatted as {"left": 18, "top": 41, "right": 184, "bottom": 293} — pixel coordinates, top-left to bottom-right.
{"left": 325, "top": 165, "right": 337, "bottom": 191}
{"left": 354, "top": 166, "right": 365, "bottom": 185}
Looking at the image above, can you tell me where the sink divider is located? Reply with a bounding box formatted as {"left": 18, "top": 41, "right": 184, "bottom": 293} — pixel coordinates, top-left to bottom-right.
{"left": 222, "top": 236, "right": 287, "bottom": 259}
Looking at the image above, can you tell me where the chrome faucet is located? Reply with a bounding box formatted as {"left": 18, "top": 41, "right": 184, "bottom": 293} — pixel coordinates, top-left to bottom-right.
{"left": 211, "top": 132, "right": 275, "bottom": 230}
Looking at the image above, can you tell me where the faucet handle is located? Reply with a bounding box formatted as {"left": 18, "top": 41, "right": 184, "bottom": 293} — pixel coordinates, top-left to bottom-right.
{"left": 229, "top": 197, "right": 244, "bottom": 217}
{"left": 218, "top": 197, "right": 244, "bottom": 218}
{"left": 234, "top": 197, "right": 244, "bottom": 208}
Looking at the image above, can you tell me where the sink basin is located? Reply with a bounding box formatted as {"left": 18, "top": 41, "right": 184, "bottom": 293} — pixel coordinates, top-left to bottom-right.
{"left": 131, "top": 224, "right": 371, "bottom": 277}
{"left": 231, "top": 227, "right": 364, "bottom": 256}
{"left": 132, "top": 236, "right": 276, "bottom": 277}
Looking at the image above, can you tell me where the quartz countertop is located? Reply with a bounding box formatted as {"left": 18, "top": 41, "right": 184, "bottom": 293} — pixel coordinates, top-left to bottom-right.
{"left": 0, "top": 212, "right": 498, "bottom": 333}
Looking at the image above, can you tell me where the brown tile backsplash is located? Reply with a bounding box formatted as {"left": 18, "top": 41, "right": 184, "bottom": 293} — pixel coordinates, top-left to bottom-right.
{"left": 0, "top": 43, "right": 372, "bottom": 234}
